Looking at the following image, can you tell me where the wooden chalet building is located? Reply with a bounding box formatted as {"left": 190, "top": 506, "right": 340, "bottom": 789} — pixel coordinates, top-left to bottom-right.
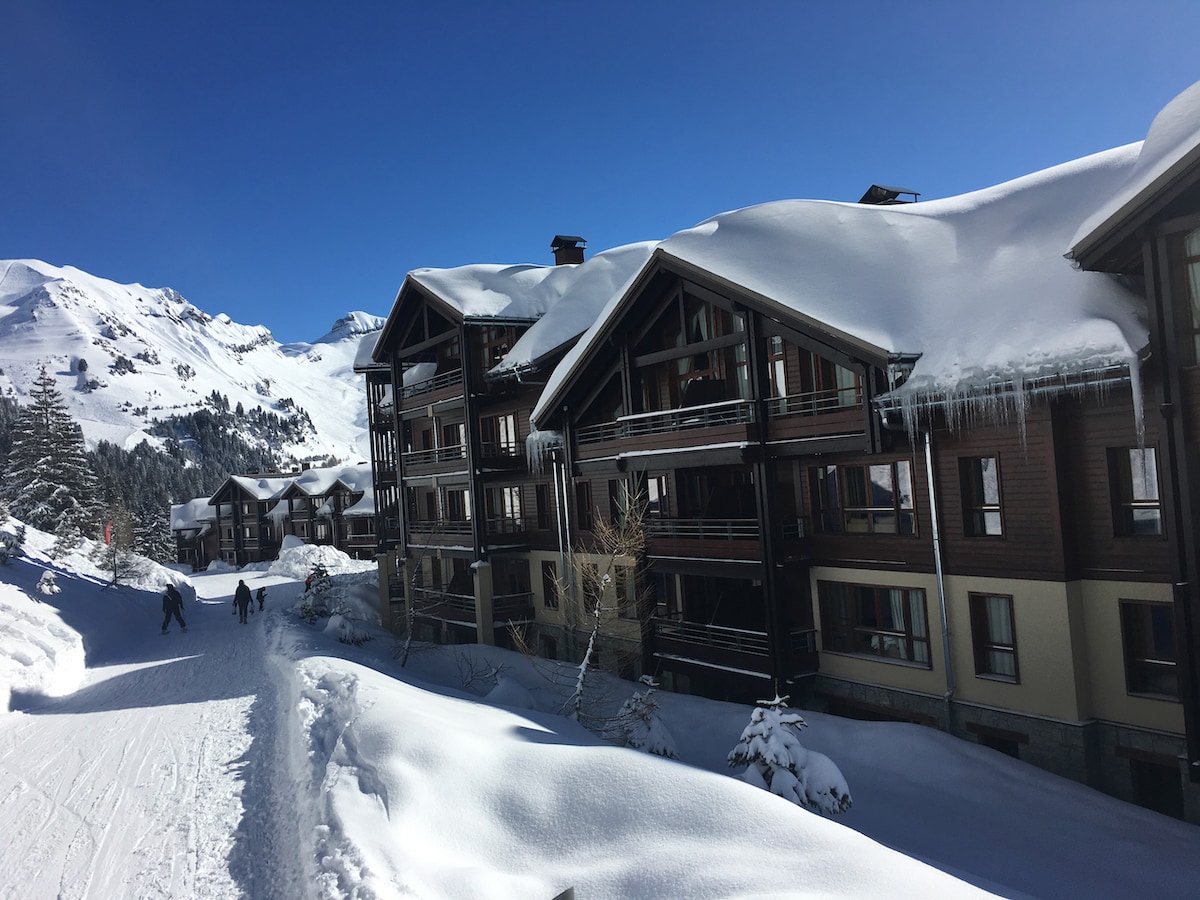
{"left": 174, "top": 463, "right": 376, "bottom": 568}
{"left": 361, "top": 83, "right": 1200, "bottom": 822}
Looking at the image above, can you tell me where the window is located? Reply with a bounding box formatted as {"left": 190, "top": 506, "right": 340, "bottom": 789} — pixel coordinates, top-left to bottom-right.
{"left": 813, "top": 461, "right": 915, "bottom": 535}
{"left": 1120, "top": 600, "right": 1179, "bottom": 698}
{"left": 969, "top": 593, "right": 1018, "bottom": 681}
{"left": 480, "top": 413, "right": 518, "bottom": 457}
{"left": 818, "top": 581, "right": 931, "bottom": 665}
{"left": 616, "top": 565, "right": 638, "bottom": 619}
{"left": 575, "top": 481, "right": 594, "bottom": 531}
{"left": 960, "top": 456, "right": 1003, "bottom": 537}
{"left": 535, "top": 483, "right": 552, "bottom": 531}
{"left": 1176, "top": 227, "right": 1200, "bottom": 363}
{"left": 541, "top": 561, "right": 559, "bottom": 610}
{"left": 1109, "top": 447, "right": 1162, "bottom": 536}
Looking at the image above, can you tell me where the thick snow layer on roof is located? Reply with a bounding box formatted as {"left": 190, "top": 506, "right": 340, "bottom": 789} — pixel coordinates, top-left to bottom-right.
{"left": 230, "top": 475, "right": 295, "bottom": 501}
{"left": 1072, "top": 80, "right": 1200, "bottom": 255}
{"left": 291, "top": 463, "right": 373, "bottom": 497}
{"left": 170, "top": 497, "right": 215, "bottom": 530}
{"left": 534, "top": 145, "right": 1147, "bottom": 427}
{"left": 410, "top": 264, "right": 554, "bottom": 319}
{"left": 490, "top": 242, "right": 657, "bottom": 374}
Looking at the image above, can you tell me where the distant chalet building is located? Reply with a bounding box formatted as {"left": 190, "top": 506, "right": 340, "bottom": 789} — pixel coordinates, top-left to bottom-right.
{"left": 170, "top": 463, "right": 375, "bottom": 568}
{"left": 356, "top": 82, "right": 1200, "bottom": 824}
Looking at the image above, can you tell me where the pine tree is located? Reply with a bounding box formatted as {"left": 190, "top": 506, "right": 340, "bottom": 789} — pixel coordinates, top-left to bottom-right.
{"left": 1, "top": 367, "right": 103, "bottom": 536}
{"left": 91, "top": 500, "right": 142, "bottom": 585}
{"left": 728, "top": 696, "right": 853, "bottom": 815}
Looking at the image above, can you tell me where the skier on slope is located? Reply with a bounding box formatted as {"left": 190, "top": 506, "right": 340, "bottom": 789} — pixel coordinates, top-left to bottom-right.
{"left": 233, "top": 579, "right": 253, "bottom": 624}
{"left": 162, "top": 583, "right": 187, "bottom": 634}
{"left": 256, "top": 585, "right": 266, "bottom": 612}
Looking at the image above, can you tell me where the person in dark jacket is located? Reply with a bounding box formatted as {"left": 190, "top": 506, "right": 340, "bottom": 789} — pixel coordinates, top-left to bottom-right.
{"left": 162, "top": 583, "right": 187, "bottom": 634}
{"left": 233, "top": 580, "right": 253, "bottom": 624}
{"left": 256, "top": 585, "right": 266, "bottom": 611}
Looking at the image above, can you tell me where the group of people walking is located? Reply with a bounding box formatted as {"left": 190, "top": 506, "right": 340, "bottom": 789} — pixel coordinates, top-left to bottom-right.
{"left": 161, "top": 580, "right": 268, "bottom": 632}
{"left": 233, "top": 580, "right": 267, "bottom": 623}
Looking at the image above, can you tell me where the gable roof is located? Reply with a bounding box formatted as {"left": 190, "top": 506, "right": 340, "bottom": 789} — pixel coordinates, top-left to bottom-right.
{"left": 533, "top": 144, "right": 1148, "bottom": 428}
{"left": 1070, "top": 80, "right": 1200, "bottom": 270}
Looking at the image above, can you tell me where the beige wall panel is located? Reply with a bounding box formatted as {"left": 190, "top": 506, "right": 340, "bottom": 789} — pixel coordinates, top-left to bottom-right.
{"left": 810, "top": 566, "right": 945, "bottom": 696}
{"left": 1079, "top": 579, "right": 1185, "bottom": 734}
{"left": 943, "top": 576, "right": 1082, "bottom": 720}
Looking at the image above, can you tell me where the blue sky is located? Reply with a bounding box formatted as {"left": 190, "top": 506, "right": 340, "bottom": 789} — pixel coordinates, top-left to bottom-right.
{"left": 4, "top": 1, "right": 1199, "bottom": 343}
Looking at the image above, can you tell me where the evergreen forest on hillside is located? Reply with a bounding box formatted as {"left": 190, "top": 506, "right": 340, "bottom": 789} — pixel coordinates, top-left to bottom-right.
{"left": 0, "top": 370, "right": 301, "bottom": 563}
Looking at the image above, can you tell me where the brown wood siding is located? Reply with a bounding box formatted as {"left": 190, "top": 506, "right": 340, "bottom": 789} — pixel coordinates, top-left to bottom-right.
{"left": 935, "top": 409, "right": 1067, "bottom": 579}
{"left": 1057, "top": 393, "right": 1171, "bottom": 581}
{"left": 765, "top": 407, "right": 866, "bottom": 442}
{"left": 575, "top": 422, "right": 756, "bottom": 462}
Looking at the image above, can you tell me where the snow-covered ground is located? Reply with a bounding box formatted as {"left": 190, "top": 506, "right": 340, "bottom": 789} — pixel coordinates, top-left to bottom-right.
{"left": 1, "top": 523, "right": 1198, "bottom": 899}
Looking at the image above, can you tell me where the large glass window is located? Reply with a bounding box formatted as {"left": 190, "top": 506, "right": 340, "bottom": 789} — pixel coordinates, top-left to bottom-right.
{"left": 818, "top": 581, "right": 930, "bottom": 665}
{"left": 969, "top": 593, "right": 1018, "bottom": 681}
{"left": 1178, "top": 227, "right": 1200, "bottom": 362}
{"left": 1120, "top": 600, "right": 1179, "bottom": 699}
{"left": 814, "top": 460, "right": 915, "bottom": 535}
{"left": 960, "top": 456, "right": 1003, "bottom": 537}
{"left": 1109, "top": 447, "right": 1162, "bottom": 537}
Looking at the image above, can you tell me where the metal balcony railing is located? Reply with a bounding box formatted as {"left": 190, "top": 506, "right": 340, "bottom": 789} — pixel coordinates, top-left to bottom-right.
{"left": 654, "top": 619, "right": 770, "bottom": 656}
{"left": 766, "top": 387, "right": 862, "bottom": 418}
{"left": 645, "top": 517, "right": 759, "bottom": 540}
{"left": 402, "top": 445, "right": 467, "bottom": 466}
{"left": 485, "top": 516, "right": 531, "bottom": 536}
{"left": 413, "top": 587, "right": 475, "bottom": 613}
{"left": 577, "top": 399, "right": 756, "bottom": 445}
{"left": 493, "top": 591, "right": 534, "bottom": 620}
{"left": 401, "top": 368, "right": 463, "bottom": 400}
{"left": 408, "top": 519, "right": 473, "bottom": 535}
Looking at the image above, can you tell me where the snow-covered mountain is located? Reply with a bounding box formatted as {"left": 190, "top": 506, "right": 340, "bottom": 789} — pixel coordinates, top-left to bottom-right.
{"left": 0, "top": 259, "right": 384, "bottom": 465}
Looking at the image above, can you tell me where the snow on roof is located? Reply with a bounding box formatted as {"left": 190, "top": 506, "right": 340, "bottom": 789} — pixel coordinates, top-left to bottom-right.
{"left": 353, "top": 331, "right": 384, "bottom": 370}
{"left": 1071, "top": 80, "right": 1200, "bottom": 259}
{"left": 489, "top": 241, "right": 657, "bottom": 375}
{"left": 170, "top": 497, "right": 216, "bottom": 531}
{"left": 410, "top": 264, "right": 557, "bottom": 319}
{"left": 533, "top": 145, "right": 1148, "bottom": 427}
{"left": 290, "top": 463, "right": 373, "bottom": 497}
{"left": 227, "top": 475, "right": 296, "bottom": 501}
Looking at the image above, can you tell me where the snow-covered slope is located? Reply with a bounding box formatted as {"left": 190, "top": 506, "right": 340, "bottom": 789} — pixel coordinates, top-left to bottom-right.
{"left": 0, "top": 259, "right": 384, "bottom": 464}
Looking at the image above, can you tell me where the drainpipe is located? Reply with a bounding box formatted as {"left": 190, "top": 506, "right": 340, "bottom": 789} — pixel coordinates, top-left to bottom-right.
{"left": 922, "top": 427, "right": 956, "bottom": 731}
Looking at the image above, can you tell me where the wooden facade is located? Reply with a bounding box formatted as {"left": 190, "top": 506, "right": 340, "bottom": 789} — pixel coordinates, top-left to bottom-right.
{"left": 362, "top": 86, "right": 1200, "bottom": 821}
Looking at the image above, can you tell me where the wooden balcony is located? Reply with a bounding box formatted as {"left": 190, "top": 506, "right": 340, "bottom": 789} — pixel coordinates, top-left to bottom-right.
{"left": 575, "top": 400, "right": 757, "bottom": 461}
{"left": 646, "top": 517, "right": 761, "bottom": 561}
{"left": 399, "top": 368, "right": 464, "bottom": 411}
{"left": 413, "top": 587, "right": 475, "bottom": 624}
{"left": 402, "top": 444, "right": 468, "bottom": 474}
{"left": 654, "top": 620, "right": 819, "bottom": 678}
{"left": 764, "top": 387, "right": 866, "bottom": 442}
{"left": 653, "top": 619, "right": 771, "bottom": 675}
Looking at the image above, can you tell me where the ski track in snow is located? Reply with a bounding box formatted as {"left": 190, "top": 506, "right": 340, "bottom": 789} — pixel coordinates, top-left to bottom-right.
{"left": 0, "top": 593, "right": 302, "bottom": 900}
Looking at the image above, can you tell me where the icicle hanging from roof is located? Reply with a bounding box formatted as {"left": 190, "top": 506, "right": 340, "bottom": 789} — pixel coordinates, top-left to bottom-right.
{"left": 525, "top": 428, "right": 563, "bottom": 474}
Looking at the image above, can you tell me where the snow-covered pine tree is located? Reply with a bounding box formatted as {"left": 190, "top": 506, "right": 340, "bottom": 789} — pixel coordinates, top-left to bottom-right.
{"left": 1, "top": 367, "right": 103, "bottom": 537}
{"left": 609, "top": 676, "right": 679, "bottom": 758}
{"left": 727, "top": 695, "right": 852, "bottom": 815}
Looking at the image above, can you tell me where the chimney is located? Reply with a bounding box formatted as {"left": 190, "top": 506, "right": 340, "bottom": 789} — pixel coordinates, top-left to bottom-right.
{"left": 858, "top": 184, "right": 919, "bottom": 205}
{"left": 551, "top": 235, "right": 586, "bottom": 265}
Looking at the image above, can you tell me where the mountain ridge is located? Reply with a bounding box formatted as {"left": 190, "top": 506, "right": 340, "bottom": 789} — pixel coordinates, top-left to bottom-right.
{"left": 0, "top": 258, "right": 384, "bottom": 467}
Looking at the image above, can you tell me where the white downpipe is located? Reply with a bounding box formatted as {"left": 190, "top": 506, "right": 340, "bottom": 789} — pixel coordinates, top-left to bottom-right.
{"left": 923, "top": 428, "right": 955, "bottom": 729}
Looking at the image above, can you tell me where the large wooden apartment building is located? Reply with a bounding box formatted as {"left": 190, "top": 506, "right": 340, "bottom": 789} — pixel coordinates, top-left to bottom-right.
{"left": 358, "top": 82, "right": 1200, "bottom": 822}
